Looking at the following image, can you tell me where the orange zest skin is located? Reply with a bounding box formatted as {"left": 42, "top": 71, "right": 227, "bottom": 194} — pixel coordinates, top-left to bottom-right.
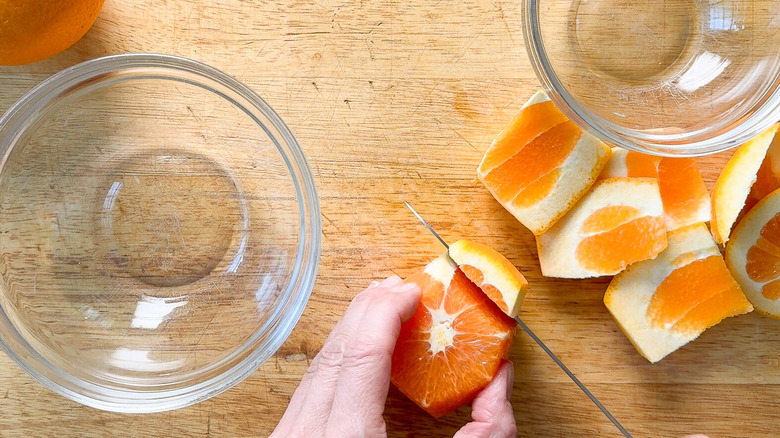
{"left": 481, "top": 121, "right": 581, "bottom": 203}
{"left": 576, "top": 215, "right": 666, "bottom": 274}
{"left": 0, "top": 0, "right": 105, "bottom": 66}
{"left": 391, "top": 265, "right": 516, "bottom": 418}
{"left": 478, "top": 100, "right": 570, "bottom": 174}
{"left": 647, "top": 256, "right": 750, "bottom": 335}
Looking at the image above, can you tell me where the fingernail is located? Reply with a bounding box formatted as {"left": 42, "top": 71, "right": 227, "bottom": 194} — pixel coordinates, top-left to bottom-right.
{"left": 392, "top": 282, "right": 419, "bottom": 293}
{"left": 504, "top": 362, "right": 515, "bottom": 400}
{"left": 379, "top": 275, "right": 403, "bottom": 287}
{"left": 368, "top": 280, "right": 380, "bottom": 288}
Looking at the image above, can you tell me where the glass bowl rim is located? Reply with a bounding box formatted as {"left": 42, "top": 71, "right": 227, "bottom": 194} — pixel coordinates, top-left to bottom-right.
{"left": 0, "top": 53, "right": 322, "bottom": 413}
{"left": 521, "top": 0, "right": 780, "bottom": 157}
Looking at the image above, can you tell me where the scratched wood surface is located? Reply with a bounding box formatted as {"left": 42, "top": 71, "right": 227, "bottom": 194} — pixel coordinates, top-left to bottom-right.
{"left": 1, "top": 1, "right": 778, "bottom": 437}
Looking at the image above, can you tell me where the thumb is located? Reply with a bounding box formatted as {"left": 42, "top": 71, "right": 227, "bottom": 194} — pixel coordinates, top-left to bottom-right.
{"left": 453, "top": 360, "right": 517, "bottom": 438}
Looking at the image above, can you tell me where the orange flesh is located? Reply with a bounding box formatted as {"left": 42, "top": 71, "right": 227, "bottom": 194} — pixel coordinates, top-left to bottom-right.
{"left": 745, "top": 141, "right": 780, "bottom": 216}
{"left": 391, "top": 267, "right": 515, "bottom": 418}
{"left": 576, "top": 215, "right": 666, "bottom": 274}
{"left": 747, "top": 213, "right": 780, "bottom": 287}
{"left": 510, "top": 168, "right": 562, "bottom": 209}
{"left": 761, "top": 280, "right": 780, "bottom": 300}
{"left": 459, "top": 264, "right": 509, "bottom": 314}
{"left": 478, "top": 100, "right": 570, "bottom": 174}
{"left": 625, "top": 151, "right": 660, "bottom": 178}
{"left": 657, "top": 158, "right": 709, "bottom": 225}
{"left": 646, "top": 256, "right": 749, "bottom": 334}
{"left": 481, "top": 121, "right": 581, "bottom": 202}
{"left": 580, "top": 205, "right": 643, "bottom": 235}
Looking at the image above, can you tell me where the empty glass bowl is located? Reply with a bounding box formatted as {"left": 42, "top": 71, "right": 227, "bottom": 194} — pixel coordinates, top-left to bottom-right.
{"left": 0, "top": 54, "right": 320, "bottom": 412}
{"left": 523, "top": 0, "right": 780, "bottom": 156}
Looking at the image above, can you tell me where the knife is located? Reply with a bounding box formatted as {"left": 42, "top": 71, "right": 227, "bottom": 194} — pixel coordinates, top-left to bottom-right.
{"left": 404, "top": 201, "right": 632, "bottom": 438}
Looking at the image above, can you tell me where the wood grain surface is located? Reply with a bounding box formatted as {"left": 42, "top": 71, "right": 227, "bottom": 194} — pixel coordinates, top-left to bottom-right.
{"left": 0, "top": 1, "right": 777, "bottom": 437}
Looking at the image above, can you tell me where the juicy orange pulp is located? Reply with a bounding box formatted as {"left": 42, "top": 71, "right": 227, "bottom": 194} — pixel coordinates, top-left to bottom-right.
{"left": 746, "top": 212, "right": 780, "bottom": 300}
{"left": 459, "top": 264, "right": 509, "bottom": 313}
{"left": 391, "top": 258, "right": 516, "bottom": 418}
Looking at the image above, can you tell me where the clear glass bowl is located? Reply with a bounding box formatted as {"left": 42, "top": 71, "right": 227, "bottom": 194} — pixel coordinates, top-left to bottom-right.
{"left": 523, "top": 0, "right": 780, "bottom": 156}
{"left": 0, "top": 54, "right": 321, "bottom": 412}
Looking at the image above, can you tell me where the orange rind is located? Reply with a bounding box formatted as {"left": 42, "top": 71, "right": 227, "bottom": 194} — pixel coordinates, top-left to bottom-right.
{"left": 478, "top": 90, "right": 611, "bottom": 235}
{"left": 537, "top": 177, "right": 667, "bottom": 278}
{"left": 600, "top": 147, "right": 710, "bottom": 231}
{"left": 711, "top": 123, "right": 780, "bottom": 244}
{"left": 726, "top": 188, "right": 780, "bottom": 319}
{"left": 448, "top": 239, "right": 528, "bottom": 317}
{"left": 605, "top": 223, "right": 752, "bottom": 363}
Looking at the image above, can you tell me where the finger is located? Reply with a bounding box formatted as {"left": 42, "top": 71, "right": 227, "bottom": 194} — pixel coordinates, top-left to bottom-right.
{"left": 324, "top": 281, "right": 421, "bottom": 437}
{"left": 453, "top": 360, "right": 517, "bottom": 438}
{"left": 271, "top": 277, "right": 404, "bottom": 437}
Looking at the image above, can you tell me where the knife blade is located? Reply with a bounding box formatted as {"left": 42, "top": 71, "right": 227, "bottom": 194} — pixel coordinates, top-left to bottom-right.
{"left": 404, "top": 201, "right": 632, "bottom": 438}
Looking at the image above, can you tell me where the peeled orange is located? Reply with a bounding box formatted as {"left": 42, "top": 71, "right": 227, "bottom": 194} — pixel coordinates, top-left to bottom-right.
{"left": 711, "top": 123, "right": 780, "bottom": 244}
{"left": 448, "top": 239, "right": 527, "bottom": 317}
{"left": 478, "top": 90, "right": 611, "bottom": 235}
{"left": 536, "top": 177, "right": 667, "bottom": 278}
{"left": 600, "top": 147, "right": 710, "bottom": 231}
{"left": 391, "top": 253, "right": 516, "bottom": 418}
{"left": 0, "top": 0, "right": 104, "bottom": 66}
{"left": 605, "top": 223, "right": 752, "bottom": 363}
{"left": 726, "top": 188, "right": 780, "bottom": 319}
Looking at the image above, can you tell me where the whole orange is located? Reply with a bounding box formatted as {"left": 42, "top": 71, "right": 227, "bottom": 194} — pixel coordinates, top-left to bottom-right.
{"left": 0, "top": 0, "right": 105, "bottom": 66}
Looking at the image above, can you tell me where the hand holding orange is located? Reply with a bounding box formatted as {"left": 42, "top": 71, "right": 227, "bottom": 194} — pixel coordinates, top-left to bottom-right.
{"left": 0, "top": 0, "right": 104, "bottom": 65}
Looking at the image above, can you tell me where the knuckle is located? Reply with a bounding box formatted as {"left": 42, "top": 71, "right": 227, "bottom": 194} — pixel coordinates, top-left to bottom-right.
{"left": 341, "top": 337, "right": 389, "bottom": 370}
{"left": 308, "top": 332, "right": 350, "bottom": 376}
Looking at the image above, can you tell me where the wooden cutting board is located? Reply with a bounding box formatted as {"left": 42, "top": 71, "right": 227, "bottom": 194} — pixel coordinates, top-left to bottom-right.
{"left": 0, "top": 1, "right": 776, "bottom": 437}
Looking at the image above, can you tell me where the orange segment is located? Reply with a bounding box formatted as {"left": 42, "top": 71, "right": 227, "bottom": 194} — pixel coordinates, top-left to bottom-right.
{"left": 727, "top": 188, "right": 780, "bottom": 318}
{"left": 448, "top": 239, "right": 528, "bottom": 317}
{"left": 712, "top": 123, "right": 780, "bottom": 243}
{"left": 537, "top": 177, "right": 667, "bottom": 278}
{"left": 391, "top": 254, "right": 516, "bottom": 418}
{"left": 605, "top": 223, "right": 752, "bottom": 363}
{"left": 600, "top": 147, "right": 710, "bottom": 231}
{"left": 478, "top": 99, "right": 570, "bottom": 174}
{"left": 478, "top": 90, "right": 612, "bottom": 235}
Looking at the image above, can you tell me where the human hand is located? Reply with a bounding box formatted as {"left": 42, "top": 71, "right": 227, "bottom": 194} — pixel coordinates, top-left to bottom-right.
{"left": 271, "top": 275, "right": 518, "bottom": 438}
